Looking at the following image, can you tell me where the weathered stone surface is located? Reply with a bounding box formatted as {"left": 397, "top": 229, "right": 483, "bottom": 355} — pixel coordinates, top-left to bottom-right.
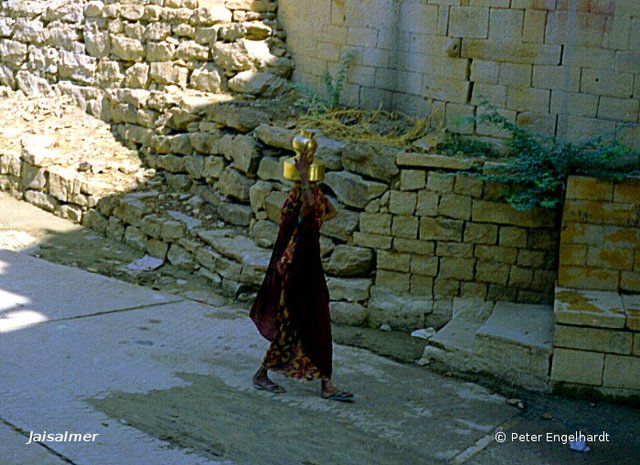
{"left": 213, "top": 41, "right": 254, "bottom": 73}
{"left": 327, "top": 245, "right": 375, "bottom": 277}
{"left": 228, "top": 70, "right": 288, "bottom": 96}
{"left": 342, "top": 142, "right": 399, "bottom": 182}
{"left": 324, "top": 171, "right": 387, "bottom": 209}
{"left": 326, "top": 277, "right": 373, "bottom": 302}
{"left": 123, "top": 63, "right": 149, "bottom": 88}
{"left": 150, "top": 62, "right": 188, "bottom": 86}
{"left": 249, "top": 180, "right": 272, "bottom": 213}
{"left": 368, "top": 286, "right": 432, "bottom": 331}
{"left": 198, "top": 228, "right": 271, "bottom": 268}
{"left": 110, "top": 36, "right": 144, "bottom": 61}
{"left": 554, "top": 325, "right": 633, "bottom": 355}
{"left": 20, "top": 163, "right": 46, "bottom": 191}
{"left": 264, "top": 190, "right": 288, "bottom": 223}
{"left": 397, "top": 152, "right": 484, "bottom": 170}
{"left": 190, "top": 5, "right": 232, "bottom": 26}
{"left": 551, "top": 348, "right": 604, "bottom": 385}
{"left": 253, "top": 124, "right": 294, "bottom": 150}
{"left": 330, "top": 301, "right": 368, "bottom": 326}
{"left": 24, "top": 190, "right": 59, "bottom": 212}
{"left": 250, "top": 219, "right": 278, "bottom": 248}
{"left": 256, "top": 156, "right": 280, "bottom": 181}
{"left": 555, "top": 288, "right": 626, "bottom": 329}
{"left": 221, "top": 134, "right": 261, "bottom": 174}
{"left": 217, "top": 166, "right": 253, "bottom": 202}
{"left": 217, "top": 201, "right": 253, "bottom": 226}
{"left": 225, "top": 0, "right": 278, "bottom": 12}
{"left": 317, "top": 206, "right": 358, "bottom": 241}
{"left": 190, "top": 62, "right": 226, "bottom": 93}
{"left": 603, "top": 354, "right": 640, "bottom": 390}
{"left": 419, "top": 217, "right": 464, "bottom": 241}
{"left": 205, "top": 105, "right": 269, "bottom": 133}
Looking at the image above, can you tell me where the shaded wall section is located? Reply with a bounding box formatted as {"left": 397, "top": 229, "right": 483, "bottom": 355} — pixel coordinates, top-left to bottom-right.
{"left": 279, "top": 0, "right": 640, "bottom": 148}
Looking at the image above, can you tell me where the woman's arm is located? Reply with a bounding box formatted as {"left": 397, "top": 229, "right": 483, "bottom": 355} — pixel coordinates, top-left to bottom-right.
{"left": 296, "top": 146, "right": 314, "bottom": 219}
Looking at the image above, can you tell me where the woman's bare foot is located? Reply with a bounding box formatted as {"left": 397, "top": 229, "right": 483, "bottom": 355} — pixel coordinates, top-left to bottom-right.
{"left": 321, "top": 378, "right": 353, "bottom": 402}
{"left": 252, "top": 367, "right": 286, "bottom": 393}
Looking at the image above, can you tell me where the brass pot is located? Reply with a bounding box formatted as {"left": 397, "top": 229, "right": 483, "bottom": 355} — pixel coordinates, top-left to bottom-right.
{"left": 283, "top": 129, "right": 325, "bottom": 182}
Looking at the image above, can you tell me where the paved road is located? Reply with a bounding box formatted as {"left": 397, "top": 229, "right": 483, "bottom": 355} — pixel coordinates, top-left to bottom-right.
{"left": 0, "top": 192, "right": 639, "bottom": 465}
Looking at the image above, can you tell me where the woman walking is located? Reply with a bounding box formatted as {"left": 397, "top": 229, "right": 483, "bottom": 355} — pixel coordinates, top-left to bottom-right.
{"left": 250, "top": 132, "right": 353, "bottom": 402}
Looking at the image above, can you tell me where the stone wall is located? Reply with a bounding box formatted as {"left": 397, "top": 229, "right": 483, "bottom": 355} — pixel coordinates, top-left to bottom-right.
{"left": 278, "top": 0, "right": 640, "bottom": 148}
{"left": 551, "top": 176, "right": 640, "bottom": 398}
{"left": 559, "top": 175, "right": 640, "bottom": 292}
{"left": 0, "top": 0, "right": 559, "bottom": 333}
{"left": 0, "top": 0, "right": 292, "bottom": 115}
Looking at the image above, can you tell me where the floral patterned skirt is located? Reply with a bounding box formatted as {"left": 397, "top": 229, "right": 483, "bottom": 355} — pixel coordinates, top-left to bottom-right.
{"left": 261, "top": 289, "right": 323, "bottom": 381}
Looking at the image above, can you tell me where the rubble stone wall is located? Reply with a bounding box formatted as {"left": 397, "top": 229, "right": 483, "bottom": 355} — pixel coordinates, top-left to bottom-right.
{"left": 0, "top": 0, "right": 292, "bottom": 115}
{"left": 279, "top": 0, "right": 640, "bottom": 148}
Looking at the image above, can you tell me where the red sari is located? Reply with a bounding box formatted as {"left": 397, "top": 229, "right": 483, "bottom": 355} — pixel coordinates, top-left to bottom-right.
{"left": 250, "top": 185, "right": 333, "bottom": 380}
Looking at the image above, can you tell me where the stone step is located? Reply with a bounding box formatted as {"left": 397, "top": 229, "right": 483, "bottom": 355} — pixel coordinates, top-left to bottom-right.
{"left": 421, "top": 301, "right": 555, "bottom": 391}
{"left": 473, "top": 302, "right": 554, "bottom": 391}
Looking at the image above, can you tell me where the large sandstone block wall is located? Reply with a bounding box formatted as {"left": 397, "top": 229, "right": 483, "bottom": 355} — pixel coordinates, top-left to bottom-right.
{"left": 559, "top": 176, "right": 640, "bottom": 292}
{"left": 0, "top": 0, "right": 292, "bottom": 114}
{"left": 551, "top": 176, "right": 640, "bottom": 397}
{"left": 279, "top": 0, "right": 640, "bottom": 147}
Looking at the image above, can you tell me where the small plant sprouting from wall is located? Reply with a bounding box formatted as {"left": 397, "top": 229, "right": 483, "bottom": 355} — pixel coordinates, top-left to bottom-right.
{"left": 292, "top": 48, "right": 358, "bottom": 114}
{"left": 479, "top": 110, "right": 639, "bottom": 211}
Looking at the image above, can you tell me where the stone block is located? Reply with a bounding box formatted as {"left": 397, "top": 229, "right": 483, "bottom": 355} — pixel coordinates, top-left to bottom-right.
{"left": 400, "top": 170, "right": 426, "bottom": 191}
{"left": 438, "top": 193, "right": 471, "bottom": 220}
{"left": 472, "top": 200, "right": 554, "bottom": 227}
{"left": 587, "top": 247, "right": 634, "bottom": 271}
{"left": 419, "top": 217, "right": 463, "bottom": 241}
{"left": 411, "top": 256, "right": 439, "bottom": 277}
{"left": 449, "top": 6, "right": 488, "bottom": 39}
{"left": 621, "top": 271, "right": 640, "bottom": 293}
{"left": 353, "top": 232, "right": 392, "bottom": 250}
{"left": 24, "top": 190, "right": 58, "bottom": 213}
{"left": 376, "top": 270, "right": 410, "bottom": 292}
{"left": 634, "top": 335, "right": 640, "bottom": 356}
{"left": 558, "top": 244, "right": 587, "bottom": 267}
{"left": 581, "top": 68, "right": 634, "bottom": 99}
{"left": 508, "top": 266, "right": 533, "bottom": 288}
{"left": 392, "top": 215, "right": 419, "bottom": 239}
{"left": 124, "top": 226, "right": 147, "bottom": 251}
{"left": 359, "top": 212, "right": 391, "bottom": 235}
{"left": 532, "top": 65, "right": 580, "bottom": 92}
{"left": 507, "top": 86, "right": 550, "bottom": 113}
{"left": 475, "top": 260, "right": 509, "bottom": 285}
{"left": 426, "top": 172, "right": 454, "bottom": 193}
{"left": 434, "top": 278, "right": 460, "bottom": 296}
{"left": 518, "top": 249, "right": 547, "bottom": 268}
{"left": 368, "top": 286, "right": 431, "bottom": 330}
{"left": 475, "top": 245, "right": 517, "bottom": 264}
{"left": 416, "top": 191, "right": 439, "bottom": 216}
{"left": 554, "top": 325, "right": 633, "bottom": 355}
{"left": 342, "top": 142, "right": 399, "bottom": 182}
{"left": 393, "top": 238, "right": 435, "bottom": 255}
{"left": 602, "top": 355, "right": 640, "bottom": 390}
{"left": 161, "top": 220, "right": 187, "bottom": 240}
{"left": 389, "top": 191, "right": 416, "bottom": 215}
{"left": 321, "top": 206, "right": 359, "bottom": 241}
{"left": 263, "top": 190, "right": 288, "bottom": 223}
{"left": 324, "top": 171, "right": 387, "bottom": 209}
{"left": 326, "top": 277, "right": 373, "bottom": 302}
{"left": 565, "top": 176, "right": 613, "bottom": 201}
{"left": 327, "top": 245, "right": 375, "bottom": 277}
{"left": 558, "top": 266, "right": 619, "bottom": 291}
{"left": 555, "top": 288, "right": 626, "bottom": 329}
{"left": 470, "top": 59, "right": 499, "bottom": 84}
{"left": 377, "top": 250, "right": 410, "bottom": 272}
{"left": 410, "top": 275, "right": 433, "bottom": 296}
{"left": 20, "top": 163, "right": 46, "bottom": 191}
{"left": 330, "top": 301, "right": 368, "bottom": 326}
{"left": 462, "top": 40, "right": 561, "bottom": 65}
{"left": 436, "top": 242, "right": 474, "bottom": 257}
{"left": 217, "top": 202, "right": 253, "bottom": 226}
{"left": 623, "top": 294, "right": 640, "bottom": 331}
{"left": 560, "top": 222, "right": 603, "bottom": 245}
{"left": 598, "top": 96, "right": 639, "bottom": 123}
{"left": 551, "top": 348, "right": 604, "bottom": 385}
{"left": 439, "top": 257, "right": 474, "bottom": 281}
{"left": 463, "top": 223, "right": 497, "bottom": 245}
{"left": 460, "top": 282, "right": 487, "bottom": 299}
{"left": 613, "top": 179, "right": 640, "bottom": 204}
{"left": 454, "top": 174, "right": 483, "bottom": 198}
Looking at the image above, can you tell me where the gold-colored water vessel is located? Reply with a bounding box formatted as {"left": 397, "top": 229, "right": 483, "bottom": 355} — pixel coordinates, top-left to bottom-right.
{"left": 283, "top": 129, "right": 325, "bottom": 182}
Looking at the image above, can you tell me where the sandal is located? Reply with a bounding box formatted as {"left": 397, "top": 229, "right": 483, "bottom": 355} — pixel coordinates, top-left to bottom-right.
{"left": 322, "top": 390, "right": 354, "bottom": 402}
{"left": 253, "top": 380, "right": 286, "bottom": 394}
